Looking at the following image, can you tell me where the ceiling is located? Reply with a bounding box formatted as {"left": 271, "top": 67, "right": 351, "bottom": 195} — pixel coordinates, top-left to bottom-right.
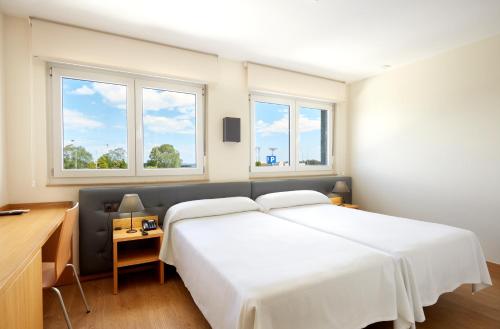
{"left": 2, "top": 0, "right": 500, "bottom": 82}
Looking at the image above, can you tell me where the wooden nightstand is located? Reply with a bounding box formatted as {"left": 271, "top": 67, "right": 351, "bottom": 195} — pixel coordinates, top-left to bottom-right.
{"left": 112, "top": 223, "right": 164, "bottom": 294}
{"left": 340, "top": 204, "right": 360, "bottom": 209}
{"left": 329, "top": 196, "right": 343, "bottom": 205}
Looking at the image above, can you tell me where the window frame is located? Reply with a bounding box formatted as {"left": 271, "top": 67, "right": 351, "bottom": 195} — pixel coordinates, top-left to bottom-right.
{"left": 250, "top": 93, "right": 334, "bottom": 173}
{"left": 295, "top": 100, "right": 334, "bottom": 171}
{"left": 135, "top": 79, "right": 205, "bottom": 176}
{"left": 250, "top": 94, "right": 296, "bottom": 173}
{"left": 50, "top": 64, "right": 206, "bottom": 179}
{"left": 51, "top": 66, "right": 136, "bottom": 178}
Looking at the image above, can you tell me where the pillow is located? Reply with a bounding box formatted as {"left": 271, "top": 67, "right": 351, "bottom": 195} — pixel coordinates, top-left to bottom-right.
{"left": 255, "top": 190, "right": 331, "bottom": 211}
{"left": 160, "top": 197, "right": 262, "bottom": 265}
{"left": 165, "top": 196, "right": 262, "bottom": 225}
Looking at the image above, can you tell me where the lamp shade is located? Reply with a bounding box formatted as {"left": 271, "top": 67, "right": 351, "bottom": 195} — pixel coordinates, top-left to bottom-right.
{"left": 118, "top": 194, "right": 145, "bottom": 213}
{"left": 332, "top": 181, "right": 350, "bottom": 193}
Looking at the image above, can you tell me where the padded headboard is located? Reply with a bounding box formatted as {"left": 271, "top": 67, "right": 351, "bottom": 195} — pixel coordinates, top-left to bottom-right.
{"left": 251, "top": 176, "right": 352, "bottom": 202}
{"left": 78, "top": 176, "right": 351, "bottom": 275}
{"left": 79, "top": 182, "right": 251, "bottom": 275}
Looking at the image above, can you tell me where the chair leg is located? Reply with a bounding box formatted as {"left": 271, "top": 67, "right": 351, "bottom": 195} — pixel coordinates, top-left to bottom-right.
{"left": 66, "top": 264, "right": 91, "bottom": 313}
{"left": 50, "top": 287, "right": 73, "bottom": 329}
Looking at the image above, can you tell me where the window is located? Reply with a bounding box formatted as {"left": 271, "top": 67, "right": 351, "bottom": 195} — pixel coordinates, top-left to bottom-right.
{"left": 51, "top": 65, "right": 204, "bottom": 178}
{"left": 253, "top": 99, "right": 292, "bottom": 169}
{"left": 250, "top": 94, "right": 333, "bottom": 173}
{"left": 297, "top": 105, "right": 329, "bottom": 167}
{"left": 136, "top": 80, "right": 204, "bottom": 176}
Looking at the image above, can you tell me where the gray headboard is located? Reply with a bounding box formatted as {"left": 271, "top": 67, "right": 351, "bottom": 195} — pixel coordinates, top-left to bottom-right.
{"left": 78, "top": 176, "right": 351, "bottom": 275}
{"left": 79, "top": 182, "right": 251, "bottom": 275}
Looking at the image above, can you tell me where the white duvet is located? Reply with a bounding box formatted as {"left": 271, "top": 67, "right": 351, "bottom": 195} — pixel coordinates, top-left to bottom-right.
{"left": 266, "top": 203, "right": 492, "bottom": 321}
{"left": 159, "top": 198, "right": 414, "bottom": 329}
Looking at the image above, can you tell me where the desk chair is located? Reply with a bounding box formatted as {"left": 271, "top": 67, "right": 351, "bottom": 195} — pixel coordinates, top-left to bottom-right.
{"left": 43, "top": 202, "right": 90, "bottom": 329}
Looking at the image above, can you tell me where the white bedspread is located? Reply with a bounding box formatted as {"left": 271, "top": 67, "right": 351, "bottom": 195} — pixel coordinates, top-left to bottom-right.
{"left": 268, "top": 204, "right": 492, "bottom": 321}
{"left": 160, "top": 210, "right": 414, "bottom": 329}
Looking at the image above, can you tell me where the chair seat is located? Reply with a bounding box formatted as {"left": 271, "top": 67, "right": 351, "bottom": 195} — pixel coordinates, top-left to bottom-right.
{"left": 42, "top": 262, "right": 57, "bottom": 288}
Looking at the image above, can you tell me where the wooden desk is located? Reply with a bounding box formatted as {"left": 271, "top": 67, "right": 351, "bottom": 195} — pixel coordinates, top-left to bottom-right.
{"left": 0, "top": 202, "right": 71, "bottom": 329}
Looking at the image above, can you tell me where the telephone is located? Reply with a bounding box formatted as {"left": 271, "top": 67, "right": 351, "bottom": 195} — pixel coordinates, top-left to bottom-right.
{"left": 142, "top": 219, "right": 158, "bottom": 231}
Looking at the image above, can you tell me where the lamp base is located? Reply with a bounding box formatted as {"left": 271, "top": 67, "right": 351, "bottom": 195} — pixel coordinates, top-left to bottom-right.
{"left": 126, "top": 228, "right": 137, "bottom": 234}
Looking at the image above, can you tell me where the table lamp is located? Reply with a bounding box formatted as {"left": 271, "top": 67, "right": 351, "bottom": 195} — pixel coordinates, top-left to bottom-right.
{"left": 330, "top": 180, "right": 350, "bottom": 200}
{"left": 118, "top": 194, "right": 144, "bottom": 233}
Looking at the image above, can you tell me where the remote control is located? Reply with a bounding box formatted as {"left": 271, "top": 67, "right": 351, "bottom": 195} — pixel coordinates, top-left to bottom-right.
{"left": 0, "top": 209, "right": 30, "bottom": 216}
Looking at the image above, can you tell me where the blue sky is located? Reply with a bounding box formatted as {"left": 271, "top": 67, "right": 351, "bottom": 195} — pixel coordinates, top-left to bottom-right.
{"left": 141, "top": 88, "right": 196, "bottom": 166}
{"left": 298, "top": 107, "right": 325, "bottom": 163}
{"left": 62, "top": 78, "right": 197, "bottom": 166}
{"left": 62, "top": 78, "right": 128, "bottom": 161}
{"left": 255, "top": 102, "right": 325, "bottom": 165}
{"left": 255, "top": 102, "right": 290, "bottom": 164}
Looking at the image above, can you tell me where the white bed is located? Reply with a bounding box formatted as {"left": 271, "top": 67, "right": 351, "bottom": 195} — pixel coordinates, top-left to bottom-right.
{"left": 159, "top": 197, "right": 414, "bottom": 329}
{"left": 256, "top": 190, "right": 492, "bottom": 322}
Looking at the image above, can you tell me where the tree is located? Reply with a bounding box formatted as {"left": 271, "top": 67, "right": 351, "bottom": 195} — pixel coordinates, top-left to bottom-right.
{"left": 97, "top": 148, "right": 127, "bottom": 169}
{"left": 146, "top": 144, "right": 182, "bottom": 168}
{"left": 63, "top": 144, "right": 94, "bottom": 169}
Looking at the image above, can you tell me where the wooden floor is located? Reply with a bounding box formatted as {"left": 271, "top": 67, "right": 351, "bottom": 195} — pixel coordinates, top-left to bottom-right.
{"left": 43, "top": 264, "right": 500, "bottom": 329}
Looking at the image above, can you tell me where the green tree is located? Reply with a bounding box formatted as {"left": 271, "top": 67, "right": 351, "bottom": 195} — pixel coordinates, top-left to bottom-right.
{"left": 97, "top": 148, "right": 127, "bottom": 169}
{"left": 146, "top": 144, "right": 182, "bottom": 168}
{"left": 63, "top": 144, "right": 94, "bottom": 169}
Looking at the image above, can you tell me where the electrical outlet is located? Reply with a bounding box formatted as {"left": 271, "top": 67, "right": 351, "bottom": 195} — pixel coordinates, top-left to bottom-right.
{"left": 104, "top": 202, "right": 120, "bottom": 213}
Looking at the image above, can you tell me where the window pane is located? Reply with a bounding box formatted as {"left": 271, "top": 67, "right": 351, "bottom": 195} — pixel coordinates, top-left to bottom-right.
{"left": 62, "top": 78, "right": 128, "bottom": 170}
{"left": 254, "top": 101, "right": 290, "bottom": 167}
{"left": 142, "top": 88, "right": 197, "bottom": 169}
{"left": 298, "top": 107, "right": 328, "bottom": 166}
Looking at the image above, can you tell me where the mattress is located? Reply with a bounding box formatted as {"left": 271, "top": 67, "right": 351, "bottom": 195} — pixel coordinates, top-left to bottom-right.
{"left": 160, "top": 210, "right": 414, "bottom": 329}
{"left": 267, "top": 203, "right": 492, "bottom": 321}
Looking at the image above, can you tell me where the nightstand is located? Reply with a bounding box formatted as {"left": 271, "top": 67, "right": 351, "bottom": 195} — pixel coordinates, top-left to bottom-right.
{"left": 340, "top": 204, "right": 360, "bottom": 209}
{"left": 329, "top": 196, "right": 343, "bottom": 205}
{"left": 112, "top": 225, "right": 164, "bottom": 294}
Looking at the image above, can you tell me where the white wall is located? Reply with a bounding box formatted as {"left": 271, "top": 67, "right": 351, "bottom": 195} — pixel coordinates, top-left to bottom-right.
{"left": 349, "top": 34, "right": 500, "bottom": 263}
{"left": 0, "top": 13, "right": 7, "bottom": 207}
{"left": 3, "top": 16, "right": 346, "bottom": 203}
{"left": 5, "top": 16, "right": 77, "bottom": 203}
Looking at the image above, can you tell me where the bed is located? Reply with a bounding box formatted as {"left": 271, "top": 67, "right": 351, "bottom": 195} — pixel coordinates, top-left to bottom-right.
{"left": 159, "top": 197, "right": 414, "bottom": 329}
{"left": 256, "top": 190, "right": 492, "bottom": 322}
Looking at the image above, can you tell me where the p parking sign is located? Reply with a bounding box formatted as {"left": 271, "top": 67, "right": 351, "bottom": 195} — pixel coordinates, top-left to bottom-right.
{"left": 266, "top": 155, "right": 277, "bottom": 165}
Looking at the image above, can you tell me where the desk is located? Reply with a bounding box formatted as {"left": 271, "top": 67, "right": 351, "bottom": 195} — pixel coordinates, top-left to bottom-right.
{"left": 0, "top": 202, "right": 71, "bottom": 329}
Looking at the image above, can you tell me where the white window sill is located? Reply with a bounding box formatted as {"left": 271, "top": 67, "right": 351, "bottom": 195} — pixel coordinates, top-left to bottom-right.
{"left": 46, "top": 174, "right": 208, "bottom": 187}
{"left": 250, "top": 169, "right": 336, "bottom": 180}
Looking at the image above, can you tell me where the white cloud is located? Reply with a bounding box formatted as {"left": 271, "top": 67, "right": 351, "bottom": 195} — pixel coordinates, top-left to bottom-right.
{"left": 256, "top": 115, "right": 289, "bottom": 136}
{"left": 69, "top": 82, "right": 127, "bottom": 109}
{"left": 70, "top": 85, "right": 95, "bottom": 95}
{"left": 92, "top": 82, "right": 127, "bottom": 109}
{"left": 142, "top": 88, "right": 195, "bottom": 113}
{"left": 299, "top": 115, "right": 321, "bottom": 132}
{"left": 143, "top": 115, "right": 194, "bottom": 134}
{"left": 63, "top": 109, "right": 104, "bottom": 129}
{"left": 69, "top": 83, "right": 197, "bottom": 113}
